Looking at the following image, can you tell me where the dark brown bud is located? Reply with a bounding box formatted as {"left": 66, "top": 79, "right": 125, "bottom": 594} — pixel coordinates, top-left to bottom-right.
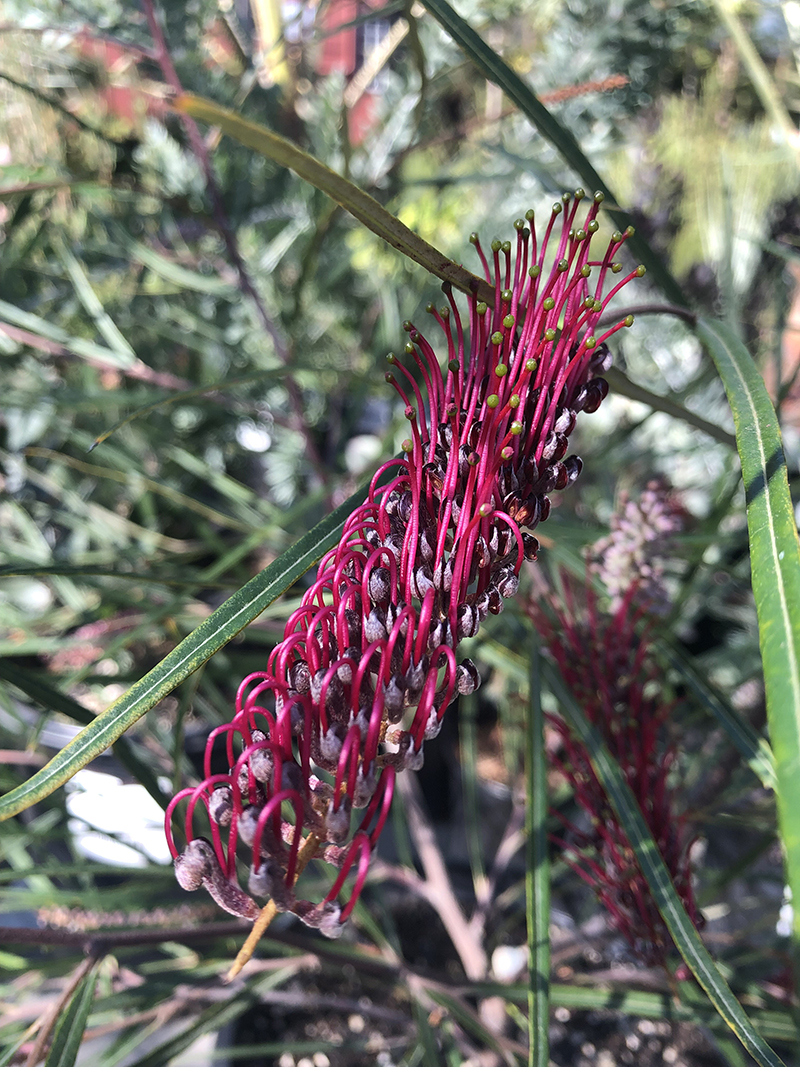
{"left": 455, "top": 658, "right": 481, "bottom": 695}
{"left": 174, "top": 838, "right": 215, "bottom": 891}
{"left": 368, "top": 567, "right": 391, "bottom": 603}
{"left": 288, "top": 660, "right": 311, "bottom": 694}
{"left": 364, "top": 607, "right": 388, "bottom": 644}
{"left": 208, "top": 786, "right": 233, "bottom": 826}
{"left": 456, "top": 603, "right": 480, "bottom": 639}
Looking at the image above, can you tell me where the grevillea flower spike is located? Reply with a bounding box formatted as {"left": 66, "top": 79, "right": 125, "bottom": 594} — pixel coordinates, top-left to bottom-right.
{"left": 166, "top": 190, "right": 644, "bottom": 943}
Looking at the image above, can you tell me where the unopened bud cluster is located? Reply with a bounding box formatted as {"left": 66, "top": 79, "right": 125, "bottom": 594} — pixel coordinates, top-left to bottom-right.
{"left": 166, "top": 192, "right": 643, "bottom": 935}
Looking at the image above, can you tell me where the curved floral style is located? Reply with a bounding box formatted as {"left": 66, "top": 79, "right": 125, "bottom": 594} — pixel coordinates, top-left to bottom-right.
{"left": 166, "top": 190, "right": 643, "bottom": 936}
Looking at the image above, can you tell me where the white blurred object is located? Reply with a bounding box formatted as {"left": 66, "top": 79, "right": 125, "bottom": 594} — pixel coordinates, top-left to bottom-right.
{"left": 490, "top": 943, "right": 528, "bottom": 982}
{"left": 66, "top": 769, "right": 171, "bottom": 867}
{"left": 777, "top": 885, "right": 793, "bottom": 938}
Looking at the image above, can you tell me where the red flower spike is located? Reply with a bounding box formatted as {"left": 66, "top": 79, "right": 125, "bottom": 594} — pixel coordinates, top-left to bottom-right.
{"left": 531, "top": 576, "right": 699, "bottom": 970}
{"left": 167, "top": 193, "right": 643, "bottom": 935}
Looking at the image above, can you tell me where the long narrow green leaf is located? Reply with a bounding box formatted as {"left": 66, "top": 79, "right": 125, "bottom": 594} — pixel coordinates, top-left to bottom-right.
{"left": 0, "top": 660, "right": 168, "bottom": 810}
{"left": 544, "top": 660, "right": 786, "bottom": 1067}
{"left": 697, "top": 317, "right": 800, "bottom": 950}
{"left": 548, "top": 986, "right": 798, "bottom": 1044}
{"left": 0, "top": 298, "right": 133, "bottom": 369}
{"left": 52, "top": 235, "right": 136, "bottom": 362}
{"left": 418, "top": 0, "right": 687, "bottom": 308}
{"left": 174, "top": 94, "right": 494, "bottom": 304}
{"left": 0, "top": 483, "right": 369, "bottom": 820}
{"left": 526, "top": 646, "right": 550, "bottom": 1067}
{"left": 605, "top": 367, "right": 736, "bottom": 450}
{"left": 44, "top": 962, "right": 100, "bottom": 1067}
{"left": 89, "top": 367, "right": 294, "bottom": 450}
{"left": 661, "top": 641, "right": 777, "bottom": 791}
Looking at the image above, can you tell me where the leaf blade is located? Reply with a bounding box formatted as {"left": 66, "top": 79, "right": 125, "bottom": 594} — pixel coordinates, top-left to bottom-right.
{"left": 173, "top": 93, "right": 494, "bottom": 303}
{"left": 526, "top": 645, "right": 550, "bottom": 1067}
{"left": 44, "top": 962, "right": 100, "bottom": 1067}
{"left": 697, "top": 317, "right": 800, "bottom": 947}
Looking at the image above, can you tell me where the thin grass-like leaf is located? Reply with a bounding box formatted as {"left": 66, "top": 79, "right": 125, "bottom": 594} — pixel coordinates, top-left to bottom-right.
{"left": 173, "top": 94, "right": 495, "bottom": 303}
{"left": 544, "top": 660, "right": 786, "bottom": 1067}
{"left": 0, "top": 660, "right": 168, "bottom": 810}
{"left": 418, "top": 0, "right": 687, "bottom": 308}
{"left": 605, "top": 367, "right": 736, "bottom": 450}
{"left": 44, "top": 961, "right": 100, "bottom": 1067}
{"left": 0, "top": 482, "right": 370, "bottom": 820}
{"left": 0, "top": 297, "right": 134, "bottom": 368}
{"left": 697, "top": 317, "right": 800, "bottom": 949}
{"left": 88, "top": 367, "right": 293, "bottom": 450}
{"left": 661, "top": 641, "right": 777, "bottom": 790}
{"left": 526, "top": 645, "right": 550, "bottom": 1067}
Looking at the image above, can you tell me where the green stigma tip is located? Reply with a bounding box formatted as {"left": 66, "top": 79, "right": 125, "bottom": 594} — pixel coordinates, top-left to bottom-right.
{"left": 584, "top": 336, "right": 596, "bottom": 350}
{"left": 509, "top": 393, "right": 521, "bottom": 408}
{"left": 425, "top": 302, "right": 435, "bottom": 313}
{"left": 476, "top": 301, "right": 488, "bottom": 315}
{"left": 525, "top": 208, "right": 535, "bottom": 222}
{"left": 529, "top": 264, "right": 541, "bottom": 278}
{"left": 385, "top": 372, "right": 395, "bottom": 383}
{"left": 592, "top": 299, "right": 602, "bottom": 312}
{"left": 486, "top": 394, "right": 500, "bottom": 409}
{"left": 611, "top": 262, "right": 622, "bottom": 274}
{"left": 491, "top": 331, "right": 504, "bottom": 346}
{"left": 479, "top": 503, "right": 491, "bottom": 517}
{"left": 501, "top": 240, "right": 511, "bottom": 253}
{"left": 611, "top": 231, "right": 622, "bottom": 244}
{"left": 525, "top": 358, "right": 538, "bottom": 372}
{"left": 544, "top": 327, "right": 556, "bottom": 342}
{"left": 594, "top": 190, "right": 605, "bottom": 203}
{"left": 386, "top": 353, "right": 397, "bottom": 364}
{"left": 495, "top": 363, "right": 508, "bottom": 377}
{"left": 403, "top": 320, "right": 412, "bottom": 332}
{"left": 510, "top": 420, "right": 523, "bottom": 435}
{"left": 543, "top": 296, "right": 555, "bottom": 311}
{"left": 575, "top": 229, "right": 586, "bottom": 242}
{"left": 469, "top": 232, "right": 479, "bottom": 244}
{"left": 503, "top": 314, "right": 515, "bottom": 329}
{"left": 574, "top": 187, "right": 585, "bottom": 200}
{"left": 580, "top": 264, "right": 591, "bottom": 278}
{"left": 448, "top": 358, "right": 460, "bottom": 371}
{"left": 440, "top": 306, "right": 450, "bottom": 319}
{"left": 561, "top": 192, "right": 571, "bottom": 203}
{"left": 501, "top": 446, "right": 514, "bottom": 459}
{"left": 402, "top": 439, "right": 413, "bottom": 452}
{"left": 635, "top": 264, "right": 646, "bottom": 277}
{"left": 491, "top": 239, "right": 502, "bottom": 253}
{"left": 626, "top": 225, "right": 635, "bottom": 237}
{"left": 624, "top": 314, "right": 635, "bottom": 327}
{"left": 582, "top": 296, "right": 594, "bottom": 310}
{"left": 514, "top": 218, "right": 525, "bottom": 231}
{"left": 552, "top": 202, "right": 562, "bottom": 216}
{"left": 405, "top": 342, "right": 415, "bottom": 354}
{"left": 405, "top": 406, "right": 416, "bottom": 420}
{"left": 557, "top": 258, "right": 569, "bottom": 273}
{"left": 587, "top": 219, "right": 599, "bottom": 234}
{"left": 501, "top": 289, "right": 513, "bottom": 303}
